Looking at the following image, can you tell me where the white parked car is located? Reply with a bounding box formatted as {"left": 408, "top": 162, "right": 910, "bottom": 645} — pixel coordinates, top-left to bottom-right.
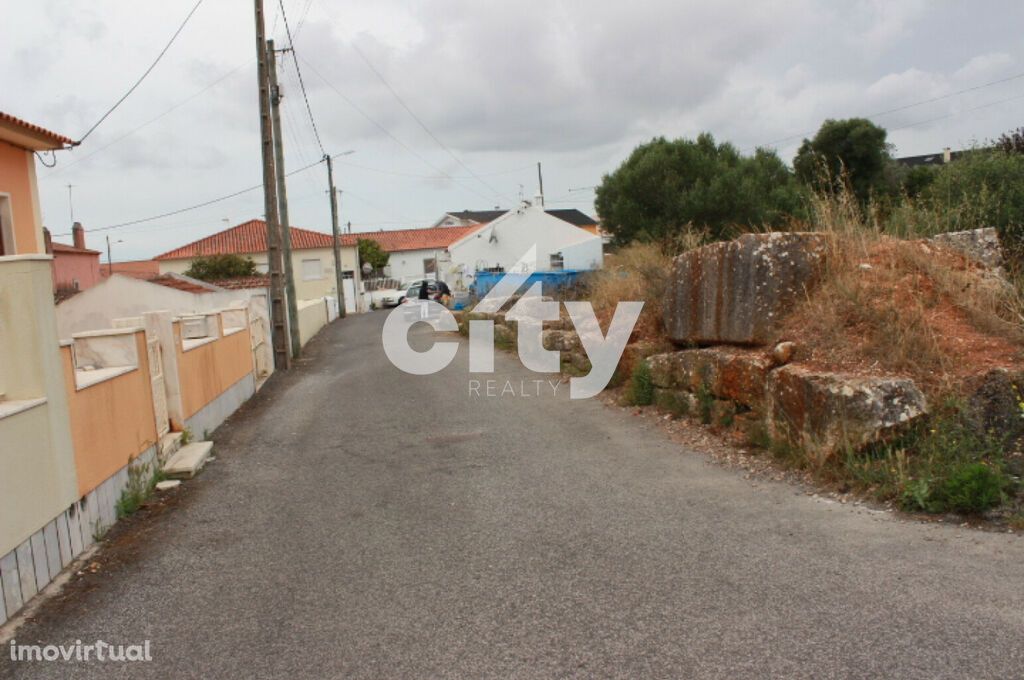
{"left": 372, "top": 286, "right": 406, "bottom": 308}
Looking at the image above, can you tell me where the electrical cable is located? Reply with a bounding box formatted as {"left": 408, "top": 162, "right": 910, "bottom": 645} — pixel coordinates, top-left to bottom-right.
{"left": 74, "top": 0, "right": 205, "bottom": 146}
{"left": 50, "top": 152, "right": 346, "bottom": 237}
{"left": 277, "top": 0, "right": 325, "bottom": 156}
{"left": 301, "top": 57, "right": 502, "bottom": 205}
{"left": 350, "top": 42, "right": 515, "bottom": 204}
{"left": 47, "top": 60, "right": 251, "bottom": 176}
{"left": 748, "top": 69, "right": 1024, "bottom": 152}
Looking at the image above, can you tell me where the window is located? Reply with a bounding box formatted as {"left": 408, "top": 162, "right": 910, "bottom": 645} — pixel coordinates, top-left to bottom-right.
{"left": 550, "top": 252, "right": 564, "bottom": 270}
{"left": 302, "top": 258, "right": 323, "bottom": 281}
{"left": 423, "top": 258, "right": 437, "bottom": 275}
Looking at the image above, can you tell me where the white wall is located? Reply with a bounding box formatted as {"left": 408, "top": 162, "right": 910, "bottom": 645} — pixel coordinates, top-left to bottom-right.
{"left": 447, "top": 204, "right": 602, "bottom": 286}
{"left": 387, "top": 248, "right": 451, "bottom": 282}
{"left": 56, "top": 274, "right": 252, "bottom": 337}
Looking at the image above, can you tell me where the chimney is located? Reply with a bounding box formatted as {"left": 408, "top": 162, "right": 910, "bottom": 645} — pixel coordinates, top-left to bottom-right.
{"left": 943, "top": 147, "right": 952, "bottom": 164}
{"left": 42, "top": 227, "right": 53, "bottom": 254}
{"left": 72, "top": 222, "right": 85, "bottom": 249}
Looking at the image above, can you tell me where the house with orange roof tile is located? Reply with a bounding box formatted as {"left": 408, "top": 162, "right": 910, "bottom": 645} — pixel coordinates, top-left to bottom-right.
{"left": 340, "top": 223, "right": 480, "bottom": 282}
{"left": 154, "top": 219, "right": 362, "bottom": 312}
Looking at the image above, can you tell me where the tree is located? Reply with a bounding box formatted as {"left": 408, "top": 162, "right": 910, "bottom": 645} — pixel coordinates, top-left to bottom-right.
{"left": 922, "top": 148, "right": 1024, "bottom": 272}
{"left": 357, "top": 238, "right": 389, "bottom": 274}
{"left": 994, "top": 126, "right": 1024, "bottom": 155}
{"left": 594, "top": 134, "right": 805, "bottom": 245}
{"left": 183, "top": 254, "right": 257, "bottom": 281}
{"left": 793, "top": 118, "right": 892, "bottom": 204}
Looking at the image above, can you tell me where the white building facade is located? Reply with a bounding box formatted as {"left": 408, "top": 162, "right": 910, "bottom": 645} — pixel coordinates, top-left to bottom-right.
{"left": 446, "top": 203, "right": 603, "bottom": 288}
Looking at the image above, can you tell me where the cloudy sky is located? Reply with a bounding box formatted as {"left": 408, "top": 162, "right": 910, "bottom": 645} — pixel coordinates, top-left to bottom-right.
{"left": 6, "top": 0, "right": 1024, "bottom": 261}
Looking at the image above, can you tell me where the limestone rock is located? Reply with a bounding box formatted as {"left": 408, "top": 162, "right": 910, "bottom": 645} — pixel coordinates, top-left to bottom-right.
{"left": 647, "top": 347, "right": 773, "bottom": 408}
{"left": 929, "top": 228, "right": 1003, "bottom": 269}
{"left": 542, "top": 330, "right": 580, "bottom": 352}
{"left": 771, "top": 341, "right": 797, "bottom": 366}
{"left": 765, "top": 365, "right": 927, "bottom": 464}
{"left": 664, "top": 232, "right": 828, "bottom": 346}
{"left": 966, "top": 369, "right": 1024, "bottom": 446}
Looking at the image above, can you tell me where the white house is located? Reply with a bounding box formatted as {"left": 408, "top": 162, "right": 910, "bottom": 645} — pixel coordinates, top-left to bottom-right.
{"left": 344, "top": 224, "right": 478, "bottom": 282}
{"left": 445, "top": 201, "right": 603, "bottom": 288}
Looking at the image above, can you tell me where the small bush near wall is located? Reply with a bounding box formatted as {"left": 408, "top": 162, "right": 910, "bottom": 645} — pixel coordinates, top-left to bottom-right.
{"left": 627, "top": 361, "right": 654, "bottom": 406}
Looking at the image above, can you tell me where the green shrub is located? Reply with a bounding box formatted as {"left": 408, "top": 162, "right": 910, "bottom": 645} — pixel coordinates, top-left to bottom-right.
{"left": 115, "top": 460, "right": 165, "bottom": 519}
{"left": 654, "top": 390, "right": 690, "bottom": 417}
{"left": 933, "top": 463, "right": 1006, "bottom": 514}
{"left": 922, "top": 149, "right": 1024, "bottom": 272}
{"left": 696, "top": 381, "right": 714, "bottom": 425}
{"left": 628, "top": 360, "right": 654, "bottom": 406}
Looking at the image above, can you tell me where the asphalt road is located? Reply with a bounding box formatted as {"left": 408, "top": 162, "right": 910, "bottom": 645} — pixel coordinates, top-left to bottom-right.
{"left": 3, "top": 311, "right": 1024, "bottom": 679}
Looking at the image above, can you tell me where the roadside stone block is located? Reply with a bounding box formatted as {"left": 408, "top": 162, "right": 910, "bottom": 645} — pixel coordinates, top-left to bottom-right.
{"left": 664, "top": 232, "right": 828, "bottom": 346}
{"left": 929, "top": 227, "right": 1003, "bottom": 269}
{"left": 493, "top": 323, "right": 517, "bottom": 348}
{"left": 653, "top": 388, "right": 696, "bottom": 417}
{"left": 965, "top": 368, "right": 1024, "bottom": 446}
{"left": 542, "top": 330, "right": 580, "bottom": 352}
{"left": 647, "top": 347, "right": 773, "bottom": 408}
{"left": 765, "top": 365, "right": 927, "bottom": 464}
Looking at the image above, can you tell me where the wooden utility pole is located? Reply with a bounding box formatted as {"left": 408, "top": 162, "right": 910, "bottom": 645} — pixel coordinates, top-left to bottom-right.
{"left": 325, "top": 154, "right": 347, "bottom": 318}
{"left": 267, "top": 39, "right": 302, "bottom": 358}
{"left": 254, "top": 0, "right": 289, "bottom": 370}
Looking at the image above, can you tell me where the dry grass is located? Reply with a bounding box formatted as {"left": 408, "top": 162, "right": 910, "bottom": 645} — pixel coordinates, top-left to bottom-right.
{"left": 584, "top": 241, "right": 675, "bottom": 342}
{"left": 584, "top": 228, "right": 708, "bottom": 343}
{"left": 779, "top": 189, "right": 1024, "bottom": 394}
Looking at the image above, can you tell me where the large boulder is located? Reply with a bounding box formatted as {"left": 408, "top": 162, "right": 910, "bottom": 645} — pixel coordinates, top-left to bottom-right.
{"left": 664, "top": 232, "right": 827, "bottom": 346}
{"left": 929, "top": 228, "right": 1003, "bottom": 269}
{"left": 647, "top": 347, "right": 773, "bottom": 408}
{"left": 765, "top": 365, "right": 927, "bottom": 465}
{"left": 966, "top": 368, "right": 1024, "bottom": 447}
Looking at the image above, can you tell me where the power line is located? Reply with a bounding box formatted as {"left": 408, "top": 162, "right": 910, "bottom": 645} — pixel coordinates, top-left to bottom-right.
{"left": 277, "top": 0, "right": 325, "bottom": 156}
{"left": 887, "top": 90, "right": 1024, "bottom": 133}
{"left": 75, "top": 0, "right": 205, "bottom": 146}
{"left": 47, "top": 60, "right": 251, "bottom": 177}
{"left": 292, "top": 0, "right": 316, "bottom": 39}
{"left": 332, "top": 159, "right": 535, "bottom": 181}
{"left": 749, "top": 69, "right": 1024, "bottom": 152}
{"left": 301, "top": 56, "right": 502, "bottom": 205}
{"left": 51, "top": 153, "right": 341, "bottom": 237}
{"left": 350, "top": 43, "right": 514, "bottom": 204}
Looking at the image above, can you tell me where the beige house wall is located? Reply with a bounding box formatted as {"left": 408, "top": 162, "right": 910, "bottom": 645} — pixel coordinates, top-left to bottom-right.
{"left": 158, "top": 246, "right": 360, "bottom": 302}
{"left": 0, "top": 256, "right": 78, "bottom": 557}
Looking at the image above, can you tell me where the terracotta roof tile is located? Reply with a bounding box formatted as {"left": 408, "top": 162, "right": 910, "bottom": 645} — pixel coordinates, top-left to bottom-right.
{"left": 51, "top": 241, "right": 101, "bottom": 255}
{"left": 148, "top": 274, "right": 215, "bottom": 294}
{"left": 102, "top": 259, "right": 161, "bottom": 280}
{"left": 215, "top": 274, "right": 270, "bottom": 290}
{"left": 340, "top": 224, "right": 481, "bottom": 252}
{"left": 0, "top": 111, "right": 73, "bottom": 146}
{"left": 155, "top": 219, "right": 337, "bottom": 260}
